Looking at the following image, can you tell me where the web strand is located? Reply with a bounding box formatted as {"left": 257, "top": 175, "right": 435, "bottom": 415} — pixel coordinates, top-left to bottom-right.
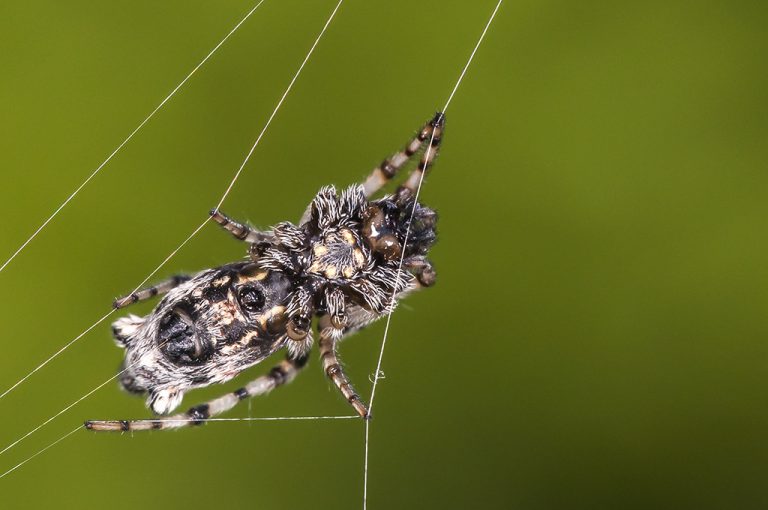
{"left": 0, "top": 219, "right": 209, "bottom": 402}
{"left": 0, "top": 426, "right": 82, "bottom": 481}
{"left": 0, "top": 0, "right": 344, "bottom": 460}
{"left": 0, "top": 309, "right": 115, "bottom": 401}
{"left": 363, "top": 2, "right": 503, "bottom": 508}
{"left": 0, "top": 0, "right": 268, "bottom": 277}
{"left": 0, "top": 371, "right": 122, "bottom": 458}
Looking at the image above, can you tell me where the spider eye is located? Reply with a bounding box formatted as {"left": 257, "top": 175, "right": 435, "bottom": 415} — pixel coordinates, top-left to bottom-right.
{"left": 238, "top": 286, "right": 265, "bottom": 313}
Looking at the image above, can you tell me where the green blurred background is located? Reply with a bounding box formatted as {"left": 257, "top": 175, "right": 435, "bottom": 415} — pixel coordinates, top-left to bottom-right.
{"left": 1, "top": 0, "right": 767, "bottom": 508}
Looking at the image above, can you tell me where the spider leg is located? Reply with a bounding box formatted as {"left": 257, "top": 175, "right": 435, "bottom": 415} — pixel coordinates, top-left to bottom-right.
{"left": 209, "top": 209, "right": 271, "bottom": 243}
{"left": 314, "top": 275, "right": 431, "bottom": 419}
{"left": 85, "top": 354, "right": 308, "bottom": 432}
{"left": 397, "top": 112, "right": 445, "bottom": 195}
{"left": 403, "top": 255, "right": 436, "bottom": 288}
{"left": 318, "top": 315, "right": 369, "bottom": 419}
{"left": 361, "top": 112, "right": 445, "bottom": 197}
{"left": 113, "top": 275, "right": 190, "bottom": 309}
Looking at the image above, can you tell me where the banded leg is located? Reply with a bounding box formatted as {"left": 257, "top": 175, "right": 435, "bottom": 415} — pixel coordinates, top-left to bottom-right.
{"left": 399, "top": 112, "right": 445, "bottom": 194}
{"left": 318, "top": 315, "right": 369, "bottom": 418}
{"left": 362, "top": 112, "right": 446, "bottom": 197}
{"left": 113, "top": 275, "right": 190, "bottom": 309}
{"left": 85, "top": 355, "right": 308, "bottom": 432}
{"left": 209, "top": 209, "right": 271, "bottom": 243}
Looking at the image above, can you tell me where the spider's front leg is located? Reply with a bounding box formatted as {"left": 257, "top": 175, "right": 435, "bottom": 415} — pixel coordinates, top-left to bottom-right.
{"left": 403, "top": 255, "right": 437, "bottom": 289}
{"left": 315, "top": 267, "right": 433, "bottom": 419}
{"left": 398, "top": 112, "right": 445, "bottom": 195}
{"left": 85, "top": 354, "right": 309, "bottom": 432}
{"left": 318, "top": 314, "right": 370, "bottom": 419}
{"left": 362, "top": 112, "right": 446, "bottom": 197}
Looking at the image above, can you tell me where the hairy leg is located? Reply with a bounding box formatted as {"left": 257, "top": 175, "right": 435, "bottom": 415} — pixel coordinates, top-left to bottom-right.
{"left": 85, "top": 355, "right": 308, "bottom": 431}
{"left": 113, "top": 275, "right": 190, "bottom": 309}
{"left": 397, "top": 112, "right": 445, "bottom": 195}
{"left": 209, "top": 209, "right": 271, "bottom": 243}
{"left": 318, "top": 315, "right": 369, "bottom": 418}
{"left": 362, "top": 113, "right": 445, "bottom": 197}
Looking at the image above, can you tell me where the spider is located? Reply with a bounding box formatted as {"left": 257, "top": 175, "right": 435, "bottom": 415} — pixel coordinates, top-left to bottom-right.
{"left": 85, "top": 112, "right": 444, "bottom": 432}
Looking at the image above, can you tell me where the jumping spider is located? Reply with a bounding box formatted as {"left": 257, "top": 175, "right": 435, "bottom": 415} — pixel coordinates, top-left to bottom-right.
{"left": 86, "top": 113, "right": 444, "bottom": 431}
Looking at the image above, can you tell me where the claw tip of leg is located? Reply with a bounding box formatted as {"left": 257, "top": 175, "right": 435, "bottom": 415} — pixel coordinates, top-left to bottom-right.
{"left": 431, "top": 111, "right": 446, "bottom": 127}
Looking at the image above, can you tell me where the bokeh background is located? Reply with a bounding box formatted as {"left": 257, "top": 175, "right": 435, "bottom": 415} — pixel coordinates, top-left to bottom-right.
{"left": 1, "top": 0, "right": 767, "bottom": 508}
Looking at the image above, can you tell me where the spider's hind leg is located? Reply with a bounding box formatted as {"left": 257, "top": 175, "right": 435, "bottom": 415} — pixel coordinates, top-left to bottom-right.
{"left": 85, "top": 354, "right": 309, "bottom": 432}
{"left": 362, "top": 112, "right": 445, "bottom": 197}
{"left": 113, "top": 274, "right": 190, "bottom": 309}
{"left": 209, "top": 209, "right": 271, "bottom": 243}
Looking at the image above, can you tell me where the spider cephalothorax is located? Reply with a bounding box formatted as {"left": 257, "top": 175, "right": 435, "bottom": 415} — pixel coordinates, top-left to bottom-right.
{"left": 254, "top": 183, "right": 437, "bottom": 360}
{"left": 87, "top": 112, "right": 444, "bottom": 431}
